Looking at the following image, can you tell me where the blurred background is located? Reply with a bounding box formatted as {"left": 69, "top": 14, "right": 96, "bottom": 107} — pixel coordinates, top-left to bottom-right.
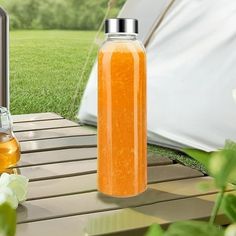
{"left": 0, "top": 0, "right": 126, "bottom": 119}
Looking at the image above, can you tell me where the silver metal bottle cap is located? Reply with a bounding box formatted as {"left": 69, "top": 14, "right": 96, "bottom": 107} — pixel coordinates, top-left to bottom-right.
{"left": 105, "top": 18, "right": 138, "bottom": 34}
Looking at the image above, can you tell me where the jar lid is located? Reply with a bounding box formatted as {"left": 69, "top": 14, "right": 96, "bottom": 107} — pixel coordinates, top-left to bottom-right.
{"left": 105, "top": 18, "right": 138, "bottom": 34}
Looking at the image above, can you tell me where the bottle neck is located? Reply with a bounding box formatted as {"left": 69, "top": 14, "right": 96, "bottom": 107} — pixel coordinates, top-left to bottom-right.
{"left": 0, "top": 107, "right": 13, "bottom": 136}
{"left": 106, "top": 33, "right": 137, "bottom": 40}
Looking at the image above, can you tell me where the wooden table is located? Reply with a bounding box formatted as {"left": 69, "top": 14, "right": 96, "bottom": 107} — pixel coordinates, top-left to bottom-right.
{"left": 10, "top": 112, "right": 231, "bottom": 236}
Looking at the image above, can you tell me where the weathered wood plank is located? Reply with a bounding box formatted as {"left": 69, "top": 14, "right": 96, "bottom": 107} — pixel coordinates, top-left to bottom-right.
{"left": 18, "top": 148, "right": 97, "bottom": 167}
{"left": 147, "top": 153, "right": 173, "bottom": 166}
{"left": 20, "top": 136, "right": 97, "bottom": 153}
{"left": 17, "top": 190, "right": 235, "bottom": 236}
{"left": 13, "top": 119, "right": 79, "bottom": 132}
{"left": 13, "top": 112, "right": 216, "bottom": 236}
{"left": 16, "top": 126, "right": 96, "bottom": 141}
{"left": 27, "top": 173, "right": 97, "bottom": 200}
{"left": 17, "top": 191, "right": 231, "bottom": 236}
{"left": 147, "top": 164, "right": 203, "bottom": 183}
{"left": 18, "top": 177, "right": 230, "bottom": 224}
{"left": 17, "top": 159, "right": 95, "bottom": 181}
{"left": 12, "top": 112, "right": 63, "bottom": 123}
{"left": 18, "top": 149, "right": 172, "bottom": 167}
{"left": 24, "top": 156, "right": 173, "bottom": 200}
{"left": 18, "top": 161, "right": 202, "bottom": 182}
{"left": 26, "top": 159, "right": 187, "bottom": 200}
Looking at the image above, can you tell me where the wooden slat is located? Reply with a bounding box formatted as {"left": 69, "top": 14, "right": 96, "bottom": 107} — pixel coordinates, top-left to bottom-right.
{"left": 24, "top": 155, "right": 173, "bottom": 200}
{"left": 25, "top": 159, "right": 186, "bottom": 200}
{"left": 27, "top": 174, "right": 97, "bottom": 200}
{"left": 20, "top": 136, "right": 97, "bottom": 153}
{"left": 13, "top": 119, "right": 78, "bottom": 132}
{"left": 17, "top": 191, "right": 232, "bottom": 236}
{"left": 17, "top": 177, "right": 228, "bottom": 224}
{"left": 16, "top": 126, "right": 96, "bottom": 141}
{"left": 24, "top": 156, "right": 179, "bottom": 200}
{"left": 18, "top": 148, "right": 97, "bottom": 167}
{"left": 13, "top": 113, "right": 216, "bottom": 236}
{"left": 18, "top": 159, "right": 96, "bottom": 181}
{"left": 147, "top": 153, "right": 172, "bottom": 166}
{"left": 12, "top": 112, "right": 63, "bottom": 123}
{"left": 147, "top": 164, "right": 203, "bottom": 183}
{"left": 18, "top": 149, "right": 172, "bottom": 167}
{"left": 18, "top": 161, "right": 202, "bottom": 182}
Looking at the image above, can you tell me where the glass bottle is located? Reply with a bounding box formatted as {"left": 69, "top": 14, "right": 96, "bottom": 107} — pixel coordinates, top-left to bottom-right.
{"left": 0, "top": 107, "right": 20, "bottom": 171}
{"left": 98, "top": 18, "right": 147, "bottom": 197}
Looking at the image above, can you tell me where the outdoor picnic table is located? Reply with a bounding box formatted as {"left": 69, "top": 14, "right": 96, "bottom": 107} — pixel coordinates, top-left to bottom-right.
{"left": 11, "top": 112, "right": 232, "bottom": 236}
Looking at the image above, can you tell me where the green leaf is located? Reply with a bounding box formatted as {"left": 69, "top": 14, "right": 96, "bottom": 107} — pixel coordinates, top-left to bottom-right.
{"left": 222, "top": 194, "right": 236, "bottom": 223}
{"left": 224, "top": 140, "right": 236, "bottom": 151}
{"left": 164, "top": 221, "right": 224, "bottom": 236}
{"left": 183, "top": 141, "right": 236, "bottom": 188}
{"left": 209, "top": 149, "right": 236, "bottom": 187}
{"left": 182, "top": 148, "right": 213, "bottom": 170}
{"left": 145, "top": 224, "right": 164, "bottom": 236}
{"left": 0, "top": 203, "right": 16, "bottom": 236}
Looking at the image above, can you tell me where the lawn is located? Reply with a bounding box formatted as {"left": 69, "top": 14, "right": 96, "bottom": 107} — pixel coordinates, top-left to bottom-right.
{"left": 9, "top": 30, "right": 199, "bottom": 171}
{"left": 10, "top": 30, "right": 98, "bottom": 120}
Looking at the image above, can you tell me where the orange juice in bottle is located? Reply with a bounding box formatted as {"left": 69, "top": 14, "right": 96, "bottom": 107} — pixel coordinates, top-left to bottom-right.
{"left": 0, "top": 107, "right": 20, "bottom": 171}
{"left": 98, "top": 18, "right": 147, "bottom": 197}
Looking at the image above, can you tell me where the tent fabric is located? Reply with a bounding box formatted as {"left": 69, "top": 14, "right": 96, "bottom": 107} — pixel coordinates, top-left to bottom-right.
{"left": 78, "top": 0, "right": 236, "bottom": 151}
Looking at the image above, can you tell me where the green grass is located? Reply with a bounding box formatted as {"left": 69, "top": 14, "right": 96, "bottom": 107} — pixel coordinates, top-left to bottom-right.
{"left": 10, "top": 30, "right": 98, "bottom": 120}
{"left": 148, "top": 145, "right": 207, "bottom": 174}
{"left": 9, "top": 30, "right": 203, "bottom": 172}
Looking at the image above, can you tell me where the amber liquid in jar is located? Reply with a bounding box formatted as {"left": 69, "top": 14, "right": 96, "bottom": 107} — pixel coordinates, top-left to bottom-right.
{"left": 98, "top": 32, "right": 147, "bottom": 197}
{"left": 0, "top": 132, "right": 20, "bottom": 171}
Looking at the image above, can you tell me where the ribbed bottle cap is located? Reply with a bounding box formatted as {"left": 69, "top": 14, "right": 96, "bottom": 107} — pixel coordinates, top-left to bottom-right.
{"left": 105, "top": 18, "right": 138, "bottom": 34}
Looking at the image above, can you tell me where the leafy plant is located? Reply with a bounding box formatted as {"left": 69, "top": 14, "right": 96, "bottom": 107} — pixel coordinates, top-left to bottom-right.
{"left": 145, "top": 140, "right": 236, "bottom": 236}
{"left": 0, "top": 203, "right": 16, "bottom": 236}
{"left": 165, "top": 221, "right": 224, "bottom": 236}
{"left": 146, "top": 224, "right": 164, "bottom": 236}
{"left": 0, "top": 173, "right": 29, "bottom": 236}
{"left": 222, "top": 194, "right": 236, "bottom": 223}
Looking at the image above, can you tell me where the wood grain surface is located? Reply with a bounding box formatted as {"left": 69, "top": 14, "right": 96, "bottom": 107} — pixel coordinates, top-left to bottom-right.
{"left": 5, "top": 112, "right": 229, "bottom": 236}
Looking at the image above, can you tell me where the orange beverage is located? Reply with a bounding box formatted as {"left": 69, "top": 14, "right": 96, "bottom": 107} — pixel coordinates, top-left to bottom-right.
{"left": 98, "top": 18, "right": 147, "bottom": 197}
{"left": 0, "top": 107, "right": 21, "bottom": 171}
{"left": 0, "top": 133, "right": 20, "bottom": 171}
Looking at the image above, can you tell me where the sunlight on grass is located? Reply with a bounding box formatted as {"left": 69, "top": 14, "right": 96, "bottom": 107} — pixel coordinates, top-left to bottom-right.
{"left": 10, "top": 30, "right": 98, "bottom": 120}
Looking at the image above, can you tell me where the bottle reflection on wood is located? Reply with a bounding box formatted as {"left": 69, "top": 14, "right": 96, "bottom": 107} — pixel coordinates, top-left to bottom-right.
{"left": 0, "top": 107, "right": 20, "bottom": 171}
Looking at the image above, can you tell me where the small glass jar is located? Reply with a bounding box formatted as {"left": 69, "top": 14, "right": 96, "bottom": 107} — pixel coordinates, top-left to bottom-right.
{"left": 0, "top": 107, "right": 20, "bottom": 171}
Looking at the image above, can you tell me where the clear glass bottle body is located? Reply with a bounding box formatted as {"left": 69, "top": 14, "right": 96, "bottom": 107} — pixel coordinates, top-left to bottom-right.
{"left": 98, "top": 33, "right": 147, "bottom": 197}
{"left": 0, "top": 107, "right": 20, "bottom": 171}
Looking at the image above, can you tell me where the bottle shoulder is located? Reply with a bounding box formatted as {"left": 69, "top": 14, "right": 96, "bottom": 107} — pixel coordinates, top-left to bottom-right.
{"left": 99, "top": 39, "right": 145, "bottom": 54}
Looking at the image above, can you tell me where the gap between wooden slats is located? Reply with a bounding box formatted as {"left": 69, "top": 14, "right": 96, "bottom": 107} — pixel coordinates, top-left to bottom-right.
{"left": 25, "top": 159, "right": 197, "bottom": 200}
{"left": 12, "top": 112, "right": 63, "bottom": 123}
{"left": 16, "top": 160, "right": 202, "bottom": 182}
{"left": 20, "top": 136, "right": 97, "bottom": 153}
{"left": 11, "top": 113, "right": 229, "bottom": 236}
{"left": 18, "top": 148, "right": 172, "bottom": 167}
{"left": 15, "top": 126, "right": 96, "bottom": 142}
{"left": 16, "top": 191, "right": 233, "bottom": 236}
{"left": 17, "top": 178, "right": 234, "bottom": 225}
{"left": 13, "top": 119, "right": 79, "bottom": 132}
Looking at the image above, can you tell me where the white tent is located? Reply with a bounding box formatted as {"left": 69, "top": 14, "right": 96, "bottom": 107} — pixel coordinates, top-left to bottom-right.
{"left": 78, "top": 0, "right": 236, "bottom": 151}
